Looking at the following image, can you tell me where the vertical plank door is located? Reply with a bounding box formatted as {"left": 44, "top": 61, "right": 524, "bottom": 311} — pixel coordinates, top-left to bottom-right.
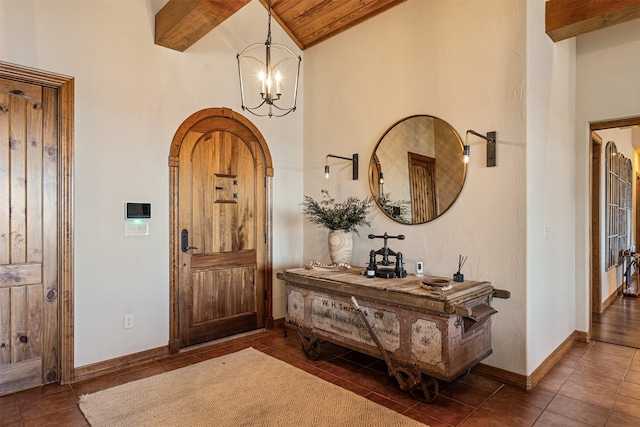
{"left": 408, "top": 152, "right": 437, "bottom": 223}
{"left": 178, "top": 122, "right": 266, "bottom": 346}
{"left": 0, "top": 78, "right": 59, "bottom": 395}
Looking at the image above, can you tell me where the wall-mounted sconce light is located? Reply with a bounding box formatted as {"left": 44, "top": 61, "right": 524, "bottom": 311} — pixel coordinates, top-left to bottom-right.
{"left": 325, "top": 154, "right": 359, "bottom": 180}
{"left": 465, "top": 130, "right": 498, "bottom": 167}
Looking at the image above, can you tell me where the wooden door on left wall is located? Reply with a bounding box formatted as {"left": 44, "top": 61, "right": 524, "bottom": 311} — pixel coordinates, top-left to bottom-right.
{"left": 0, "top": 78, "right": 59, "bottom": 395}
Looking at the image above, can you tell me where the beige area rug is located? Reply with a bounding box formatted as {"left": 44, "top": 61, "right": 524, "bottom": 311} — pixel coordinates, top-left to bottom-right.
{"left": 78, "top": 347, "right": 427, "bottom": 427}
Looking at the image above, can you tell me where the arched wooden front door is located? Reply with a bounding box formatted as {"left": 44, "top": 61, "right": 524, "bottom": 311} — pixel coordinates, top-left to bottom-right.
{"left": 168, "top": 108, "right": 273, "bottom": 351}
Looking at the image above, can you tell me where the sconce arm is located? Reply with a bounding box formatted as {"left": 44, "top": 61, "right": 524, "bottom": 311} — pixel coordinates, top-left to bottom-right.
{"left": 465, "top": 130, "right": 498, "bottom": 167}
{"left": 466, "top": 129, "right": 495, "bottom": 142}
{"left": 325, "top": 153, "right": 359, "bottom": 180}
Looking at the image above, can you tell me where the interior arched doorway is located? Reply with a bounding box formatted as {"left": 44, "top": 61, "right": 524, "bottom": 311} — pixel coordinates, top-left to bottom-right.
{"left": 168, "top": 108, "right": 273, "bottom": 353}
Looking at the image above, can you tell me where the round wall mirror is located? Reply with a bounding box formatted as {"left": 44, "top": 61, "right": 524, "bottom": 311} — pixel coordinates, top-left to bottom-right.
{"left": 369, "top": 115, "right": 466, "bottom": 224}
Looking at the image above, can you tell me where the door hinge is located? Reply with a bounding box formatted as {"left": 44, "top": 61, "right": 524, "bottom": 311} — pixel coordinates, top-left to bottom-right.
{"left": 264, "top": 233, "right": 267, "bottom": 244}
{"left": 264, "top": 177, "right": 267, "bottom": 188}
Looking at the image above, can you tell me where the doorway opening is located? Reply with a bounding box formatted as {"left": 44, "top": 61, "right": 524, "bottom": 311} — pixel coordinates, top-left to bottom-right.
{"left": 590, "top": 116, "right": 640, "bottom": 348}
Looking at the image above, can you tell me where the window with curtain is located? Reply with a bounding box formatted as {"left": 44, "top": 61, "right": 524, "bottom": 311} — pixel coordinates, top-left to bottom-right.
{"left": 606, "top": 141, "right": 633, "bottom": 270}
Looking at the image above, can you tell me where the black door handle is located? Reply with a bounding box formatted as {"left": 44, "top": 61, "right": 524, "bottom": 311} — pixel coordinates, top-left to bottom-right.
{"left": 181, "top": 229, "right": 198, "bottom": 253}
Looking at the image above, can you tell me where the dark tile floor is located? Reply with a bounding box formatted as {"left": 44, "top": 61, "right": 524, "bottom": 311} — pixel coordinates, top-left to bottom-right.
{"left": 2, "top": 326, "right": 640, "bottom": 426}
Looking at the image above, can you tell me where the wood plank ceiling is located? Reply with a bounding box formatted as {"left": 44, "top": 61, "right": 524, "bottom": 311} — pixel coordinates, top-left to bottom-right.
{"left": 155, "top": 0, "right": 406, "bottom": 52}
{"left": 155, "top": 0, "right": 640, "bottom": 52}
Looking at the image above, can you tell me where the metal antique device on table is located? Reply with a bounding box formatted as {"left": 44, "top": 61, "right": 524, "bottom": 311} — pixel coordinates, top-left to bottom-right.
{"left": 277, "top": 267, "right": 510, "bottom": 402}
{"left": 366, "top": 232, "right": 406, "bottom": 279}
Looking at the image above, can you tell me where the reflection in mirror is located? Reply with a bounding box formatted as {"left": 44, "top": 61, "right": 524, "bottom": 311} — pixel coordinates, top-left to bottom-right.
{"left": 369, "top": 115, "right": 466, "bottom": 224}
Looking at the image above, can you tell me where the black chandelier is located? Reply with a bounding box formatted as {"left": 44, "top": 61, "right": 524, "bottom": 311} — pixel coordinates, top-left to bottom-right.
{"left": 237, "top": 0, "right": 301, "bottom": 117}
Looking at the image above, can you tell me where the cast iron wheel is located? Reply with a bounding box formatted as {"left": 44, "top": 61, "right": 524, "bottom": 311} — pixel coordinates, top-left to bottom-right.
{"left": 409, "top": 376, "right": 439, "bottom": 403}
{"left": 300, "top": 334, "right": 322, "bottom": 360}
{"left": 393, "top": 367, "right": 422, "bottom": 391}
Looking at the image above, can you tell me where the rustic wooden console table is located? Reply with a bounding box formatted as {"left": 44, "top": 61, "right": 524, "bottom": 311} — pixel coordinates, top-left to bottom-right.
{"left": 277, "top": 267, "right": 509, "bottom": 401}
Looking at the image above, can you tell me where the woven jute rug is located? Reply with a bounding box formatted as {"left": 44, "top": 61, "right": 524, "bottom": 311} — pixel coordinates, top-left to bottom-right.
{"left": 78, "top": 347, "right": 427, "bottom": 426}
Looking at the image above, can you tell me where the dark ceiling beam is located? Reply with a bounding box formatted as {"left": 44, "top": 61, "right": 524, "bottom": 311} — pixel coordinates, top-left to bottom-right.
{"left": 155, "top": 0, "right": 250, "bottom": 52}
{"left": 546, "top": 0, "right": 640, "bottom": 42}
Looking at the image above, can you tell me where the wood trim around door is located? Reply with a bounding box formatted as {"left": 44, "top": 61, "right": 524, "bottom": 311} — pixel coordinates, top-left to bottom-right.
{"left": 590, "top": 131, "right": 602, "bottom": 315}
{"left": 0, "top": 61, "right": 75, "bottom": 384}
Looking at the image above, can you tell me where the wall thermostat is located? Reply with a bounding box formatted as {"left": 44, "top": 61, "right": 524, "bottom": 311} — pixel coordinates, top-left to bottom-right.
{"left": 125, "top": 202, "right": 151, "bottom": 219}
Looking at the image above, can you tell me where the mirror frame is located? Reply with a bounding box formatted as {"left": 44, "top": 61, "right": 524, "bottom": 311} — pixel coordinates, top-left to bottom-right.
{"left": 369, "top": 115, "right": 467, "bottom": 224}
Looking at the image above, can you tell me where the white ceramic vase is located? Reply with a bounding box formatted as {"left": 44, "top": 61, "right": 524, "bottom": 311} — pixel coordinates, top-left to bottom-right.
{"left": 328, "top": 230, "right": 353, "bottom": 265}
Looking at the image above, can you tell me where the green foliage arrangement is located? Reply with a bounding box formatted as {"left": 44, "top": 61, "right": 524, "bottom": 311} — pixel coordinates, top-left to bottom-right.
{"left": 376, "top": 193, "right": 411, "bottom": 223}
{"left": 302, "top": 189, "right": 372, "bottom": 234}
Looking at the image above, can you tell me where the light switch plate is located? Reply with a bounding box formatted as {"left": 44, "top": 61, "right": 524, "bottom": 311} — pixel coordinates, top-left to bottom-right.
{"left": 125, "top": 222, "right": 149, "bottom": 236}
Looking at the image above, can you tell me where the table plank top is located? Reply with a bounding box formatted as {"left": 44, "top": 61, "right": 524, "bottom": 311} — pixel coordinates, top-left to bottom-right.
{"left": 281, "top": 267, "right": 492, "bottom": 302}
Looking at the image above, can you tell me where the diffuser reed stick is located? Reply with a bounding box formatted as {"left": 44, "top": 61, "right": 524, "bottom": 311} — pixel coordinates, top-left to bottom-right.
{"left": 454, "top": 255, "right": 467, "bottom": 282}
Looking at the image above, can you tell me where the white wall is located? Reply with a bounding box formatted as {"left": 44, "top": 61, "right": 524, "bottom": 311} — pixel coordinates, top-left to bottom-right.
{"left": 0, "top": 0, "right": 304, "bottom": 367}
{"left": 575, "top": 19, "right": 640, "bottom": 333}
{"left": 525, "top": 2, "right": 576, "bottom": 373}
{"left": 303, "top": 0, "right": 530, "bottom": 374}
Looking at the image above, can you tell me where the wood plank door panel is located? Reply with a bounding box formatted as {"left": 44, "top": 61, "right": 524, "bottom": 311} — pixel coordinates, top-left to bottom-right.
{"left": 178, "top": 123, "right": 266, "bottom": 347}
{"left": 408, "top": 152, "right": 437, "bottom": 223}
{"left": 0, "top": 79, "right": 59, "bottom": 395}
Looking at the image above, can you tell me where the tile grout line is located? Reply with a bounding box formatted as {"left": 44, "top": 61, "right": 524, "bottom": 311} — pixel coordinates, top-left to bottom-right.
{"left": 604, "top": 346, "right": 636, "bottom": 426}
{"left": 454, "top": 383, "right": 505, "bottom": 426}
{"left": 524, "top": 341, "right": 592, "bottom": 426}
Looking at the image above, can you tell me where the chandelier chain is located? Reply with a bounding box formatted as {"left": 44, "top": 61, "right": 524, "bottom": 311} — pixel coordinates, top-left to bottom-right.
{"left": 266, "top": 0, "right": 272, "bottom": 46}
